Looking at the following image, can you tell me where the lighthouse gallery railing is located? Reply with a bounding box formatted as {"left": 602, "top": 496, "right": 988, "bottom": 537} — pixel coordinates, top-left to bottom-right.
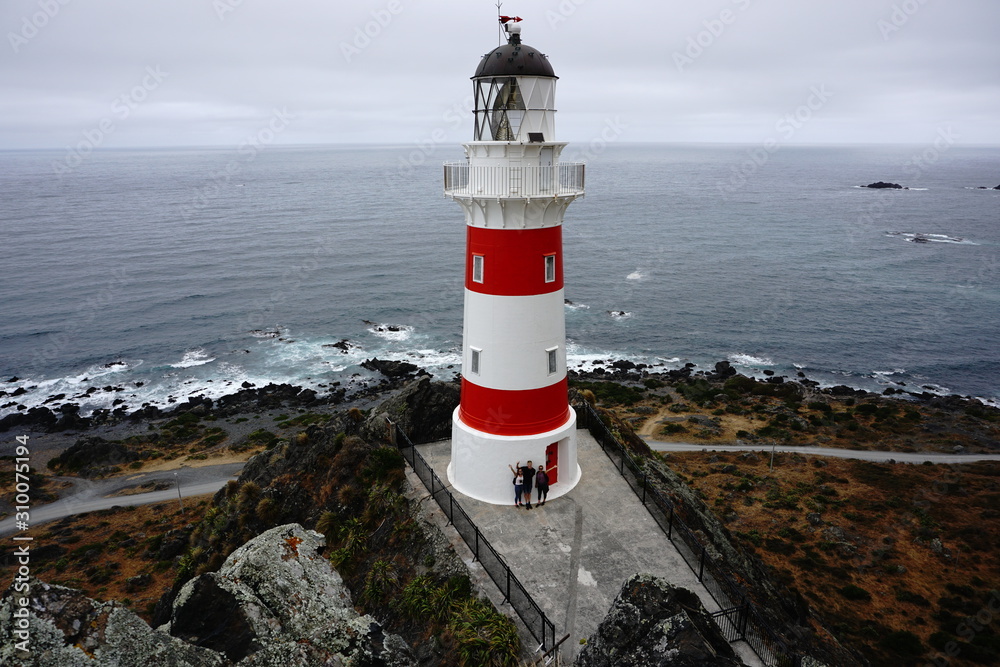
{"left": 387, "top": 420, "right": 558, "bottom": 656}
{"left": 443, "top": 162, "right": 585, "bottom": 198}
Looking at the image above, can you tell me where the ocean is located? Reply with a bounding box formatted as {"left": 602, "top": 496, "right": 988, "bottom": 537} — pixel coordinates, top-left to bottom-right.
{"left": 1, "top": 142, "right": 998, "bottom": 419}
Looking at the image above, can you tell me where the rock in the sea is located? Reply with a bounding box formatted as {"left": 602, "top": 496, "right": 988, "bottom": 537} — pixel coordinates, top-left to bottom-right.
{"left": 361, "top": 357, "right": 421, "bottom": 378}
{"left": 167, "top": 523, "right": 415, "bottom": 666}
{"left": 576, "top": 574, "right": 746, "bottom": 666}
{"left": 0, "top": 578, "right": 225, "bottom": 666}
{"left": 863, "top": 181, "right": 904, "bottom": 189}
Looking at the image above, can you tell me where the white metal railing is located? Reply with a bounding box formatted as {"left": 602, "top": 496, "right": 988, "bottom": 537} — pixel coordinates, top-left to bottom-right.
{"left": 443, "top": 163, "right": 585, "bottom": 198}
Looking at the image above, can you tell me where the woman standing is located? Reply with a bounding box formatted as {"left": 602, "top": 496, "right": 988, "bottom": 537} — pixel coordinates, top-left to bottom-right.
{"left": 536, "top": 464, "right": 556, "bottom": 506}
{"left": 508, "top": 462, "right": 524, "bottom": 507}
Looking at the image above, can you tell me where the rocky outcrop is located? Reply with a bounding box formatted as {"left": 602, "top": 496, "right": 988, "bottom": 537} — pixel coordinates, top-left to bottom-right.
{"left": 361, "top": 357, "right": 424, "bottom": 379}
{"left": 576, "top": 574, "right": 746, "bottom": 666}
{"left": 0, "top": 578, "right": 225, "bottom": 666}
{"left": 362, "top": 376, "right": 460, "bottom": 444}
{"left": 0, "top": 525, "right": 415, "bottom": 666}
{"left": 166, "top": 523, "right": 414, "bottom": 666}
{"left": 863, "top": 181, "right": 904, "bottom": 189}
{"left": 48, "top": 436, "right": 140, "bottom": 477}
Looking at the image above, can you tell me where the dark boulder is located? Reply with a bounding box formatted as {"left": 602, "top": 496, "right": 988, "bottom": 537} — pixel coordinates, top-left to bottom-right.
{"left": 49, "top": 436, "right": 139, "bottom": 476}
{"left": 169, "top": 574, "right": 262, "bottom": 661}
{"left": 712, "top": 361, "right": 737, "bottom": 379}
{"left": 863, "top": 181, "right": 903, "bottom": 189}
{"left": 576, "top": 574, "right": 746, "bottom": 666}
{"left": 361, "top": 357, "right": 421, "bottom": 378}
{"left": 362, "top": 377, "right": 460, "bottom": 444}
{"left": 611, "top": 359, "right": 637, "bottom": 371}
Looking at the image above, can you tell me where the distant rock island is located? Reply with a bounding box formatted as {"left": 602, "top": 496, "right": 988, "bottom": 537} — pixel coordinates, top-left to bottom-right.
{"left": 863, "top": 181, "right": 907, "bottom": 189}
{"left": 974, "top": 184, "right": 1000, "bottom": 189}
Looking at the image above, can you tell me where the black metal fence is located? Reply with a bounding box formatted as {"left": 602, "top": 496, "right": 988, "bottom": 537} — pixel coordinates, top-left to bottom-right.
{"left": 576, "top": 402, "right": 802, "bottom": 667}
{"left": 388, "top": 421, "right": 557, "bottom": 655}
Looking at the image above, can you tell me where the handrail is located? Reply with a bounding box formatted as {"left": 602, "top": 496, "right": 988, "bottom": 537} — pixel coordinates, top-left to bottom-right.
{"left": 387, "top": 420, "right": 558, "bottom": 656}
{"left": 443, "top": 162, "right": 585, "bottom": 198}
{"left": 575, "top": 402, "right": 802, "bottom": 667}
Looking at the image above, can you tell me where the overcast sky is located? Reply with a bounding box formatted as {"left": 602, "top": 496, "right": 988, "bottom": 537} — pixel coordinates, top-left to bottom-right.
{"left": 1, "top": 0, "right": 998, "bottom": 150}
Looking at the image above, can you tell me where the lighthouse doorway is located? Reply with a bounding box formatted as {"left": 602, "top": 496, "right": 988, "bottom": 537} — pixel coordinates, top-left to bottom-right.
{"left": 545, "top": 441, "right": 559, "bottom": 484}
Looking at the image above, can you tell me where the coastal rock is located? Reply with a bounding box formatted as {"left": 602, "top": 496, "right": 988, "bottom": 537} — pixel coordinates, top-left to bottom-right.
{"left": 362, "top": 357, "right": 422, "bottom": 378}
{"left": 167, "top": 523, "right": 415, "bottom": 666}
{"left": 362, "top": 376, "right": 460, "bottom": 444}
{"left": 575, "top": 574, "right": 746, "bottom": 666}
{"left": 863, "top": 181, "right": 904, "bottom": 189}
{"left": 48, "top": 436, "right": 140, "bottom": 477}
{"left": 713, "top": 360, "right": 737, "bottom": 379}
{"left": 0, "top": 578, "right": 225, "bottom": 666}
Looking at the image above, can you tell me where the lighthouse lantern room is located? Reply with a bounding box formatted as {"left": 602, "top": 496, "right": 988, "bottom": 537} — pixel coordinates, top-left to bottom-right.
{"left": 444, "top": 18, "right": 585, "bottom": 505}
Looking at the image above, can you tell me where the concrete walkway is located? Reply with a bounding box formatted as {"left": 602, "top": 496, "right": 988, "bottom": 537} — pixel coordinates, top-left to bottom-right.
{"left": 417, "top": 430, "right": 763, "bottom": 666}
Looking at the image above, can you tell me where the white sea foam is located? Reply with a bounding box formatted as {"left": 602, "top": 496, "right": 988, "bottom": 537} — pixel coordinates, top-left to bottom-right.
{"left": 885, "top": 231, "right": 976, "bottom": 245}
{"left": 626, "top": 270, "right": 644, "bottom": 281}
{"left": 607, "top": 310, "right": 632, "bottom": 321}
{"left": 564, "top": 300, "right": 590, "bottom": 310}
{"left": 367, "top": 322, "right": 413, "bottom": 341}
{"left": 729, "top": 353, "right": 774, "bottom": 367}
{"left": 171, "top": 349, "right": 216, "bottom": 368}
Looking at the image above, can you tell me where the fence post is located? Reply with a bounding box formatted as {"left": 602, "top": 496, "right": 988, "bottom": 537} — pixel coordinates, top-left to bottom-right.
{"left": 474, "top": 527, "right": 480, "bottom": 562}
{"left": 667, "top": 507, "right": 674, "bottom": 540}
{"left": 505, "top": 568, "right": 511, "bottom": 604}
{"left": 641, "top": 478, "right": 646, "bottom": 505}
{"left": 448, "top": 495, "right": 453, "bottom": 525}
{"left": 698, "top": 547, "right": 706, "bottom": 582}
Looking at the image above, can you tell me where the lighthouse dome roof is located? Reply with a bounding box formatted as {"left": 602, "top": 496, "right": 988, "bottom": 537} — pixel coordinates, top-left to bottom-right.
{"left": 474, "top": 42, "right": 557, "bottom": 79}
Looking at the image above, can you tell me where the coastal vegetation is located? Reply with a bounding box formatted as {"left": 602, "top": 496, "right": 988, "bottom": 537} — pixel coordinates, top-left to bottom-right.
{"left": 579, "top": 369, "right": 1000, "bottom": 666}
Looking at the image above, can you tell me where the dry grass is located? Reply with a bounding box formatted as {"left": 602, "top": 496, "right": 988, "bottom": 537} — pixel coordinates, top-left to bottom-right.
{"left": 665, "top": 450, "right": 1000, "bottom": 665}
{"left": 7, "top": 495, "right": 214, "bottom": 621}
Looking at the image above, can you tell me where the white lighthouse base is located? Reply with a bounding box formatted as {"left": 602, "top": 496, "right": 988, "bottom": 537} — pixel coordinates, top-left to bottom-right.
{"left": 447, "top": 407, "right": 582, "bottom": 506}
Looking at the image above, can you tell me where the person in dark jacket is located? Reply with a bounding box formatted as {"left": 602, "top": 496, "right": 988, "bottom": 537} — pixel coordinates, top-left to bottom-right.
{"left": 535, "top": 463, "right": 556, "bottom": 505}
{"left": 519, "top": 460, "right": 536, "bottom": 509}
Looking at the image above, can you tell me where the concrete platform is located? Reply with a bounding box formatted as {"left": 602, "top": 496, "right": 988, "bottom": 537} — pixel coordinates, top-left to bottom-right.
{"left": 415, "top": 429, "right": 763, "bottom": 665}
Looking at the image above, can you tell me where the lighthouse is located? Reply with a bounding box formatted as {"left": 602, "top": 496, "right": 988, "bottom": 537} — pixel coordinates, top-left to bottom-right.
{"left": 444, "top": 18, "right": 585, "bottom": 505}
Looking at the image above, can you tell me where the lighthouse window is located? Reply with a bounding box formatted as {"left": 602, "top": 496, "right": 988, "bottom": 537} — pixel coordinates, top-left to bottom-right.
{"left": 546, "top": 347, "right": 558, "bottom": 375}
{"left": 470, "top": 347, "right": 482, "bottom": 375}
{"left": 544, "top": 255, "right": 556, "bottom": 283}
{"left": 472, "top": 255, "right": 484, "bottom": 283}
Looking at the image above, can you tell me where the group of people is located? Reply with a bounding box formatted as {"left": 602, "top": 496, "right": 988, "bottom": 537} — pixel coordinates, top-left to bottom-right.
{"left": 508, "top": 460, "right": 555, "bottom": 510}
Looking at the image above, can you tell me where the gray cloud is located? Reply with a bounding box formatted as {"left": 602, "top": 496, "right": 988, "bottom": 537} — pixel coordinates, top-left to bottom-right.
{"left": 1, "top": 0, "right": 998, "bottom": 149}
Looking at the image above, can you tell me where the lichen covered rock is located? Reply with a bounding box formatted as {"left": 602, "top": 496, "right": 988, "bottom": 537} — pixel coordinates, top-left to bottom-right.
{"left": 576, "top": 574, "right": 746, "bottom": 667}
{"left": 167, "top": 523, "right": 414, "bottom": 666}
{"left": 0, "top": 579, "right": 224, "bottom": 666}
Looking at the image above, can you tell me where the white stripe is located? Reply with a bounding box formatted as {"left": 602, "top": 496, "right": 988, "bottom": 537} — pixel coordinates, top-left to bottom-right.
{"left": 463, "top": 290, "right": 566, "bottom": 391}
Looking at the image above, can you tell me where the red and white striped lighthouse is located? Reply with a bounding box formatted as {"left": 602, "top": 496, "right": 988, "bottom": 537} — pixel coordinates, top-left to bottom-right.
{"left": 444, "top": 19, "right": 584, "bottom": 505}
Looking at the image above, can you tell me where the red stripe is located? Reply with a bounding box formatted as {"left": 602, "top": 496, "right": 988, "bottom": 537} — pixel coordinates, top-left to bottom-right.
{"left": 466, "top": 226, "right": 562, "bottom": 296}
{"left": 459, "top": 378, "right": 570, "bottom": 436}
